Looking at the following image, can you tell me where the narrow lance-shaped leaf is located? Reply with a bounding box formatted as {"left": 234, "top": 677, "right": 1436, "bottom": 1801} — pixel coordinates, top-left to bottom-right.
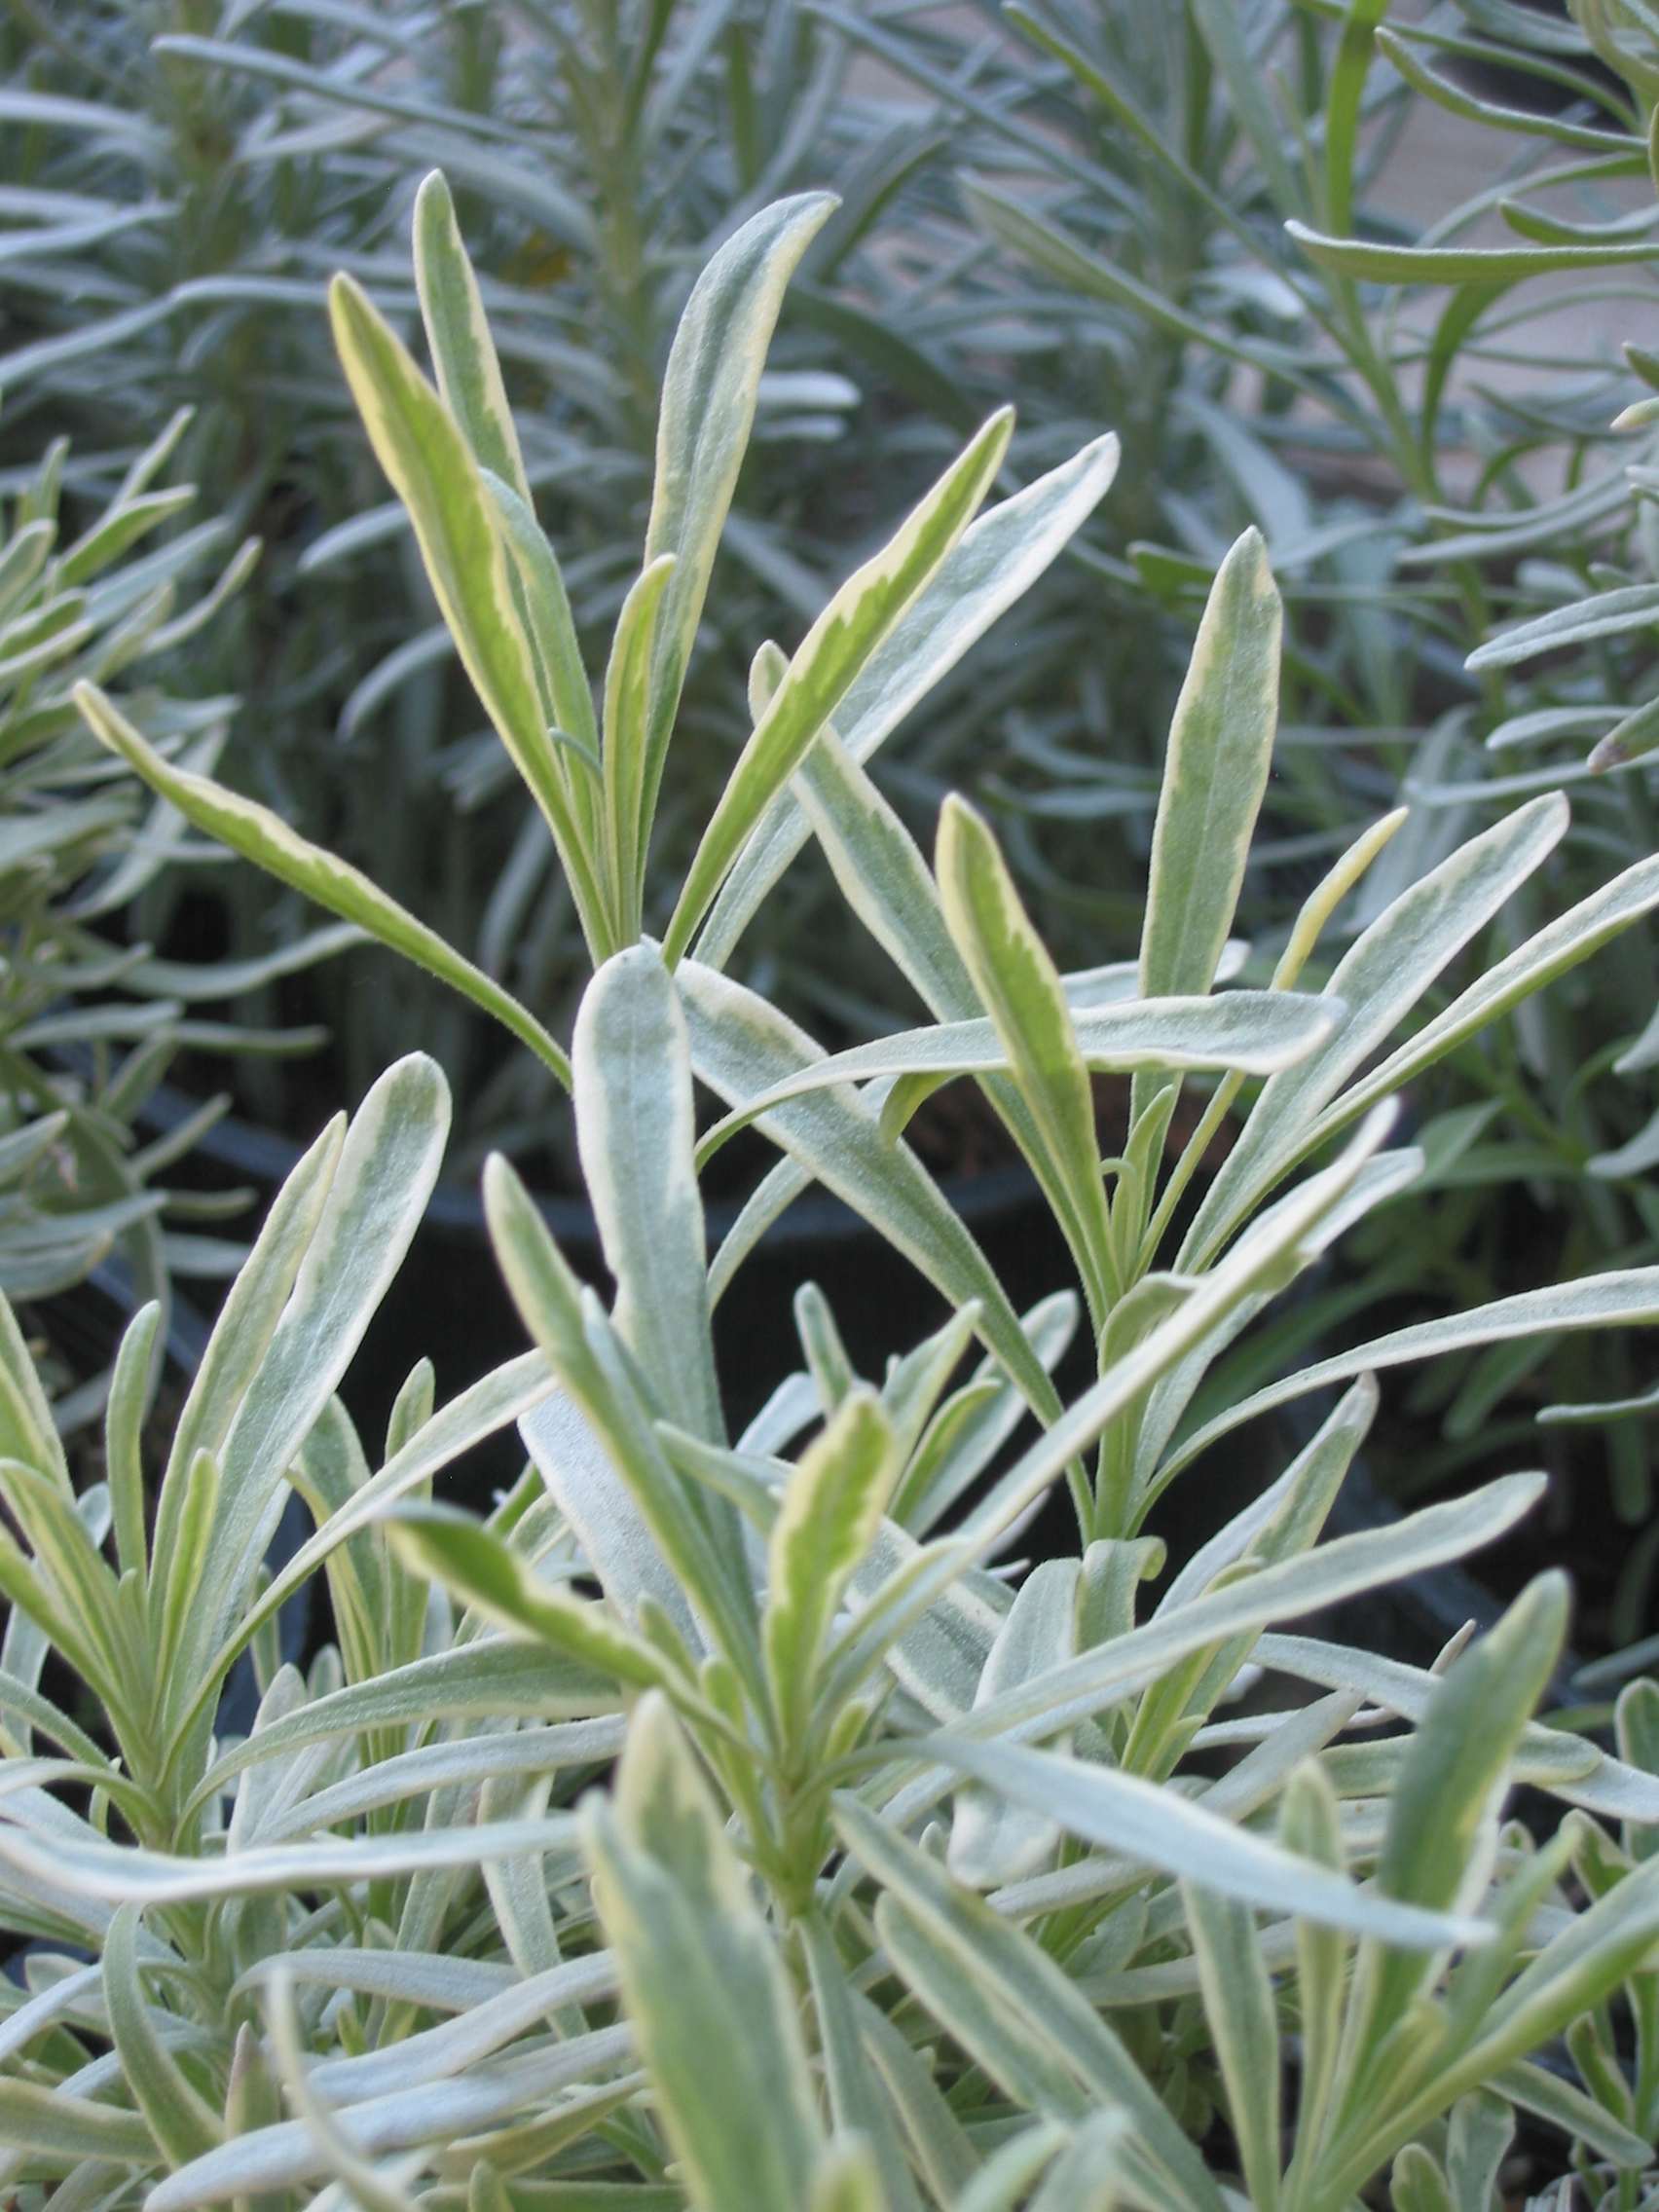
{"left": 930, "top": 1732, "right": 1491, "bottom": 1949}
{"left": 327, "top": 272, "right": 609, "bottom": 957}
{"left": 694, "top": 432, "right": 1121, "bottom": 968}
{"left": 962, "top": 1110, "right": 1396, "bottom": 1545}
{"left": 487, "top": 1157, "right": 758, "bottom": 1677}
{"left": 482, "top": 470, "right": 600, "bottom": 762}
{"left": 104, "top": 1302, "right": 160, "bottom": 1582}
{"left": 1288, "top": 217, "right": 1659, "bottom": 283}
{"left": 676, "top": 958, "right": 1066, "bottom": 1428}
{"left": 764, "top": 1389, "right": 897, "bottom": 1750}
{"left": 583, "top": 1696, "right": 826, "bottom": 2212}
{"left": 168, "top": 1055, "right": 452, "bottom": 1710}
{"left": 1191, "top": 0, "right": 1306, "bottom": 216}
{"left": 797, "top": 1915, "right": 922, "bottom": 2212}
{"left": 0, "top": 1806, "right": 580, "bottom": 1905}
{"left": 834, "top": 1794, "right": 1228, "bottom": 2212}
{"left": 179, "top": 1354, "right": 560, "bottom": 1768}
{"left": 1181, "top": 793, "right": 1567, "bottom": 1266}
{"left": 412, "top": 169, "right": 531, "bottom": 502}
{"left": 387, "top": 1502, "right": 667, "bottom": 1698}
{"left": 1312, "top": 848, "right": 1659, "bottom": 1145}
{"left": 412, "top": 169, "right": 598, "bottom": 847}
{"left": 1338, "top": 1574, "right": 1570, "bottom": 2095}
{"left": 572, "top": 945, "right": 722, "bottom": 1445}
{"left": 949, "top": 1558, "right": 1081, "bottom": 1889}
{"left": 697, "top": 989, "right": 1340, "bottom": 1157}
{"left": 1181, "top": 1881, "right": 1281, "bottom": 2212}
{"left": 521, "top": 1388, "right": 701, "bottom": 1655}
{"left": 938, "top": 793, "right": 1115, "bottom": 1320}
{"left": 664, "top": 409, "right": 1014, "bottom": 963}
{"left": 1161, "top": 1264, "right": 1659, "bottom": 1486}
{"left": 1132, "top": 527, "right": 1280, "bottom": 1128}
{"left": 104, "top": 1904, "right": 224, "bottom": 2166}
{"left": 74, "top": 684, "right": 571, "bottom": 1088}
{"left": 189, "top": 1639, "right": 619, "bottom": 1821}
{"left": 946, "top": 1473, "right": 1545, "bottom": 1756}
{"left": 601, "top": 556, "right": 676, "bottom": 931}
{"left": 640, "top": 193, "right": 837, "bottom": 851}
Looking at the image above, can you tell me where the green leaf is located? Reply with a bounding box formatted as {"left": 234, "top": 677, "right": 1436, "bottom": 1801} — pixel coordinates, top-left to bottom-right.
{"left": 1138, "top": 530, "right": 1281, "bottom": 1006}
{"left": 1377, "top": 25, "right": 1635, "bottom": 152}
{"left": 488, "top": 1157, "right": 757, "bottom": 1675}
{"left": 264, "top": 1970, "right": 423, "bottom": 2212}
{"left": 1346, "top": 1576, "right": 1569, "bottom": 2071}
{"left": 929, "top": 1732, "right": 1489, "bottom": 1948}
{"left": 521, "top": 1388, "right": 701, "bottom": 1657}
{"left": 798, "top": 1915, "right": 922, "bottom": 2212}
{"left": 809, "top": 2143, "right": 886, "bottom": 2212}
{"left": 1161, "top": 1265, "right": 1659, "bottom": 1484}
{"left": 1288, "top": 216, "right": 1659, "bottom": 282}
{"left": 1254, "top": 1634, "right": 1656, "bottom": 1825}
{"left": 572, "top": 946, "right": 721, "bottom": 1444}
{"left": 698, "top": 989, "right": 1340, "bottom": 1157}
{"left": 167, "top": 1055, "right": 450, "bottom": 1710}
{"left": 145, "top": 2031, "right": 635, "bottom": 2208}
{"left": 1192, "top": 0, "right": 1305, "bottom": 215}
{"left": 154, "top": 1447, "right": 220, "bottom": 1682}
{"left": 1493, "top": 2058, "right": 1646, "bottom": 2167}
{"left": 74, "top": 684, "right": 571, "bottom": 1087}
{"left": 0, "top": 1806, "right": 579, "bottom": 1905}
{"left": 1471, "top": 580, "right": 1659, "bottom": 670}
{"left": 412, "top": 170, "right": 531, "bottom": 503}
{"left": 1182, "top": 794, "right": 1567, "bottom": 1265}
{"left": 937, "top": 793, "right": 1114, "bottom": 1314}
{"left": 1278, "top": 1762, "right": 1349, "bottom": 2179}
{"left": 105, "top": 1904, "right": 224, "bottom": 2165}
{"left": 1315, "top": 850, "right": 1659, "bottom": 1142}
{"left": 834, "top": 1795, "right": 1226, "bottom": 2211}
{"left": 0, "top": 1285, "right": 71, "bottom": 1487}
{"left": 678, "top": 959, "right": 1065, "bottom": 1427}
{"left": 192, "top": 1639, "right": 617, "bottom": 1818}
{"left": 1390, "top": 2145, "right": 1455, "bottom": 2212}
{"left": 1182, "top": 1882, "right": 1281, "bottom": 2212}
{"left": 601, "top": 556, "right": 676, "bottom": 929}
{"left": 640, "top": 193, "right": 838, "bottom": 845}
{"left": 0, "top": 2080, "right": 154, "bottom": 2160}
{"left": 664, "top": 408, "right": 1014, "bottom": 962}
{"left": 583, "top": 1695, "right": 825, "bottom": 2211}
{"left": 694, "top": 433, "right": 1120, "bottom": 968}
{"left": 327, "top": 272, "right": 608, "bottom": 955}
{"left": 387, "top": 1503, "right": 665, "bottom": 1691}
{"left": 482, "top": 469, "right": 599, "bottom": 760}
{"left": 180, "top": 1368, "right": 556, "bottom": 1763}
{"left": 1328, "top": 1860, "right": 1659, "bottom": 2199}
{"left": 764, "top": 1389, "right": 898, "bottom": 1748}
{"left": 964, "top": 1112, "right": 1400, "bottom": 1542}
{"left": 949, "top": 1558, "right": 1081, "bottom": 1888}
{"left": 962, "top": 1474, "right": 1544, "bottom": 1748}
{"left": 965, "top": 175, "right": 1314, "bottom": 391}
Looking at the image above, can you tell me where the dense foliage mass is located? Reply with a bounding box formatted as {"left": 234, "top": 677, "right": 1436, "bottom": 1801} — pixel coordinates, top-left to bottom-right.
{"left": 2, "top": 3, "right": 1659, "bottom": 2206}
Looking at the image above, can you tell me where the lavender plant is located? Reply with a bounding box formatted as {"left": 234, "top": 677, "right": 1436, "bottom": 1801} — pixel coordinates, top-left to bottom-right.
{"left": 11, "top": 171, "right": 1658, "bottom": 2206}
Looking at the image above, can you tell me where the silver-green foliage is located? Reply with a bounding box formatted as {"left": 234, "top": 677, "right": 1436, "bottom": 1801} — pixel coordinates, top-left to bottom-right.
{"left": 0, "top": 0, "right": 947, "bottom": 1123}
{"left": 0, "top": 414, "right": 332, "bottom": 1380}
{"left": 23, "top": 173, "right": 1659, "bottom": 2207}
{"left": 871, "top": 0, "right": 1659, "bottom": 1611}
